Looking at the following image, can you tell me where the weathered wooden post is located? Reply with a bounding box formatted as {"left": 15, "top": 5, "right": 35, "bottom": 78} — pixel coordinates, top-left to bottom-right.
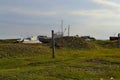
{"left": 52, "top": 30, "right": 55, "bottom": 58}
{"left": 118, "top": 33, "right": 120, "bottom": 48}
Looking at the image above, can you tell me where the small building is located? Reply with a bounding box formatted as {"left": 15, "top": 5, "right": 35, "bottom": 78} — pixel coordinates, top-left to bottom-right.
{"left": 110, "top": 33, "right": 120, "bottom": 41}
{"left": 109, "top": 36, "right": 118, "bottom": 41}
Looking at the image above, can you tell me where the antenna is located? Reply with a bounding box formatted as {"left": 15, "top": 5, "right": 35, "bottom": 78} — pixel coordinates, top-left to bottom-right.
{"left": 68, "top": 25, "right": 70, "bottom": 36}
{"left": 61, "top": 20, "right": 63, "bottom": 37}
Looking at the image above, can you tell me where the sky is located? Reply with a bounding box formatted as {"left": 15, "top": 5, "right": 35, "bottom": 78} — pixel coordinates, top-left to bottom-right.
{"left": 0, "top": 0, "right": 120, "bottom": 39}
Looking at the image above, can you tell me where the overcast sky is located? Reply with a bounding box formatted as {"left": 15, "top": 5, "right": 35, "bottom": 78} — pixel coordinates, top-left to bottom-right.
{"left": 0, "top": 0, "right": 120, "bottom": 39}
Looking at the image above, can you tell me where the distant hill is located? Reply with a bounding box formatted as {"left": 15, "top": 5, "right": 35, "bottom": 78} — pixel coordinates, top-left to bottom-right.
{"left": 55, "top": 37, "right": 95, "bottom": 49}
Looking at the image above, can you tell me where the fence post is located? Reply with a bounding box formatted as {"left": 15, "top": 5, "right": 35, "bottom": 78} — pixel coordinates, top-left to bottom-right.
{"left": 52, "top": 30, "right": 55, "bottom": 58}
{"left": 118, "top": 33, "right": 120, "bottom": 48}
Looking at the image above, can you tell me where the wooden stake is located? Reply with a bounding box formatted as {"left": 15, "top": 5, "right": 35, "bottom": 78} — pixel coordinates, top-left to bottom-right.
{"left": 52, "top": 30, "right": 55, "bottom": 58}
{"left": 118, "top": 33, "right": 120, "bottom": 48}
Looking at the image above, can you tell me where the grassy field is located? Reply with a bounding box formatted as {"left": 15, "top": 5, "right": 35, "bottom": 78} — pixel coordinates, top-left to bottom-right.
{"left": 0, "top": 39, "right": 120, "bottom": 80}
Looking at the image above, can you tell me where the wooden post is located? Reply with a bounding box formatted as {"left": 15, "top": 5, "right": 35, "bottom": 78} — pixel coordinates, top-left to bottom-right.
{"left": 118, "top": 33, "right": 120, "bottom": 48}
{"left": 52, "top": 30, "right": 55, "bottom": 58}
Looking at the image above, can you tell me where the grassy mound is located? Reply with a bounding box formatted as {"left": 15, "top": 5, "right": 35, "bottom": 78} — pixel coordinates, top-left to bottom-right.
{"left": 55, "top": 37, "right": 96, "bottom": 49}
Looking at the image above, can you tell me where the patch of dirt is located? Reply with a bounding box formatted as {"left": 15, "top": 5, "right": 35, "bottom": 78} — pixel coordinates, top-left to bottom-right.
{"left": 67, "top": 66, "right": 103, "bottom": 72}
{"left": 106, "top": 56, "right": 120, "bottom": 58}
{"left": 28, "top": 60, "right": 62, "bottom": 66}
{"left": 86, "top": 59, "right": 120, "bottom": 65}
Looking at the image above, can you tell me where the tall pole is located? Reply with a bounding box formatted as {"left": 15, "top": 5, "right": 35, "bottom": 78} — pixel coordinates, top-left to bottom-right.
{"left": 61, "top": 20, "right": 63, "bottom": 37}
{"left": 52, "top": 30, "right": 55, "bottom": 58}
{"left": 68, "top": 25, "right": 70, "bottom": 37}
{"left": 118, "top": 33, "right": 120, "bottom": 48}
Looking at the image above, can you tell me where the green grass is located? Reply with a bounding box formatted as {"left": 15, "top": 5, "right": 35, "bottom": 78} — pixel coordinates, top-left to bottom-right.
{"left": 0, "top": 39, "right": 120, "bottom": 80}
{"left": 0, "top": 39, "right": 18, "bottom": 44}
